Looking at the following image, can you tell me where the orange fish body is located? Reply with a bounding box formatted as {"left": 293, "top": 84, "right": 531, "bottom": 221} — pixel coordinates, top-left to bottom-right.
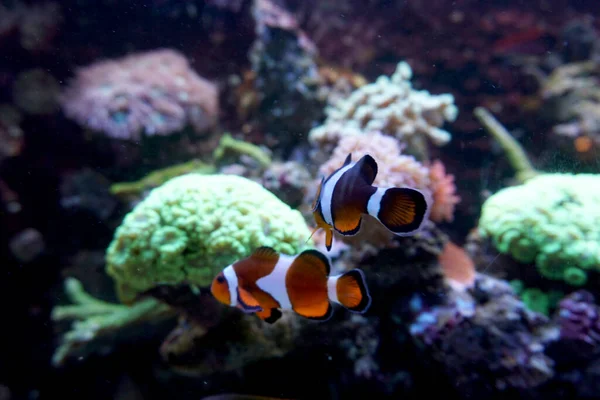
{"left": 210, "top": 246, "right": 371, "bottom": 323}
{"left": 311, "top": 153, "right": 431, "bottom": 251}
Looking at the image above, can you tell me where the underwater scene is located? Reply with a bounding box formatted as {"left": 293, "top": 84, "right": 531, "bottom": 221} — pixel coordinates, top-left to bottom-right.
{"left": 3, "top": 0, "right": 600, "bottom": 399}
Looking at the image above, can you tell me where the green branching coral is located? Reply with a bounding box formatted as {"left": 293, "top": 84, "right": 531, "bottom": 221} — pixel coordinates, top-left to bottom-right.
{"left": 475, "top": 107, "right": 600, "bottom": 286}
{"left": 51, "top": 277, "right": 175, "bottom": 367}
{"left": 110, "top": 159, "right": 215, "bottom": 198}
{"left": 106, "top": 173, "right": 312, "bottom": 303}
{"left": 213, "top": 133, "right": 272, "bottom": 167}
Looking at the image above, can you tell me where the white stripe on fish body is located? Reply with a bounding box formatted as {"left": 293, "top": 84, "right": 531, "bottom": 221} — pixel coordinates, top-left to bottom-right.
{"left": 367, "top": 187, "right": 387, "bottom": 219}
{"left": 223, "top": 265, "right": 238, "bottom": 307}
{"left": 255, "top": 254, "right": 295, "bottom": 310}
{"left": 327, "top": 275, "right": 340, "bottom": 304}
{"left": 321, "top": 163, "right": 355, "bottom": 226}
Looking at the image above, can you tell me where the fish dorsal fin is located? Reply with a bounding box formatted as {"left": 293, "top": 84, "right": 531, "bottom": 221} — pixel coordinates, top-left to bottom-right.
{"left": 237, "top": 287, "right": 263, "bottom": 313}
{"left": 311, "top": 176, "right": 325, "bottom": 212}
{"left": 295, "top": 249, "right": 331, "bottom": 276}
{"left": 250, "top": 246, "right": 280, "bottom": 263}
{"left": 343, "top": 153, "right": 352, "bottom": 166}
{"left": 354, "top": 154, "right": 378, "bottom": 185}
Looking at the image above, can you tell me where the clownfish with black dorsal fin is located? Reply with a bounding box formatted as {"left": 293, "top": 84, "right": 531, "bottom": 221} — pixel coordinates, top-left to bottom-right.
{"left": 310, "top": 153, "right": 431, "bottom": 251}
{"left": 210, "top": 246, "right": 371, "bottom": 324}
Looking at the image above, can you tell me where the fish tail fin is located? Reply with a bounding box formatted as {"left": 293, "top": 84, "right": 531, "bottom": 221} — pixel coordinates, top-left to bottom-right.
{"left": 329, "top": 269, "right": 371, "bottom": 313}
{"left": 367, "top": 187, "right": 430, "bottom": 236}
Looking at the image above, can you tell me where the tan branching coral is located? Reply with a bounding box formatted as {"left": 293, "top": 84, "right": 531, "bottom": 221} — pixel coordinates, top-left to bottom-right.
{"left": 309, "top": 61, "right": 458, "bottom": 158}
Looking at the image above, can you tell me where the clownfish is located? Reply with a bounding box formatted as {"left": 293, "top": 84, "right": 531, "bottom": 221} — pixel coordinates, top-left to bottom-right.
{"left": 310, "top": 153, "right": 431, "bottom": 251}
{"left": 210, "top": 246, "right": 371, "bottom": 323}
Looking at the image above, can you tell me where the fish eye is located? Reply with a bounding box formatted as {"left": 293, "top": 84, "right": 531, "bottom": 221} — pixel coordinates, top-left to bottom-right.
{"left": 216, "top": 275, "right": 225, "bottom": 284}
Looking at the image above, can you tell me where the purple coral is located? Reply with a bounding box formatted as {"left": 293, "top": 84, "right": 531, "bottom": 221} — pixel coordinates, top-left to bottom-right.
{"left": 407, "top": 274, "right": 556, "bottom": 392}
{"left": 557, "top": 290, "right": 600, "bottom": 346}
{"left": 408, "top": 291, "right": 475, "bottom": 346}
{"left": 60, "top": 49, "right": 219, "bottom": 140}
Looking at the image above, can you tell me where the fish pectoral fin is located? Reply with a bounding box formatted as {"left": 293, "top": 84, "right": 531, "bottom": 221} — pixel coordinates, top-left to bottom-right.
{"left": 256, "top": 308, "right": 282, "bottom": 324}
{"left": 333, "top": 207, "right": 363, "bottom": 236}
{"left": 237, "top": 287, "right": 263, "bottom": 313}
{"left": 325, "top": 228, "right": 333, "bottom": 251}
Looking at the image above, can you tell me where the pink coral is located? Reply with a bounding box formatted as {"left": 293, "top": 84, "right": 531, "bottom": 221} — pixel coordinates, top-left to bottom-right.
{"left": 428, "top": 160, "right": 460, "bottom": 223}
{"left": 60, "top": 49, "right": 219, "bottom": 140}
{"left": 310, "top": 132, "right": 461, "bottom": 244}
{"left": 310, "top": 131, "right": 433, "bottom": 248}
{"left": 317, "top": 131, "right": 431, "bottom": 190}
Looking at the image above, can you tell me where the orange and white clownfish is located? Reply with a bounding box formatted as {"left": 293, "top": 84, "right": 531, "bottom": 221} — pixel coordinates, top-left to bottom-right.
{"left": 210, "top": 246, "right": 371, "bottom": 324}
{"left": 310, "top": 153, "right": 431, "bottom": 251}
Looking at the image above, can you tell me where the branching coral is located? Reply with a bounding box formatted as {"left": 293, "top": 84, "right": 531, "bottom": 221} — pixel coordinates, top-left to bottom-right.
{"left": 309, "top": 61, "right": 458, "bottom": 158}
{"left": 60, "top": 49, "right": 219, "bottom": 140}
{"left": 473, "top": 107, "right": 539, "bottom": 183}
{"left": 109, "top": 160, "right": 216, "bottom": 199}
{"left": 106, "top": 173, "right": 313, "bottom": 303}
{"left": 541, "top": 61, "right": 600, "bottom": 147}
{"left": 213, "top": 132, "right": 272, "bottom": 168}
{"left": 51, "top": 278, "right": 175, "bottom": 367}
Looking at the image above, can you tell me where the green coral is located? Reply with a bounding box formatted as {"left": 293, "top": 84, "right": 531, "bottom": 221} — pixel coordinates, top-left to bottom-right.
{"left": 213, "top": 133, "right": 272, "bottom": 167}
{"left": 473, "top": 107, "right": 539, "bottom": 184}
{"left": 106, "top": 173, "right": 312, "bottom": 303}
{"left": 521, "top": 288, "right": 550, "bottom": 315}
{"left": 110, "top": 159, "right": 215, "bottom": 198}
{"left": 51, "top": 277, "right": 175, "bottom": 367}
{"left": 475, "top": 107, "right": 600, "bottom": 287}
{"left": 509, "top": 280, "right": 564, "bottom": 316}
{"left": 479, "top": 173, "right": 600, "bottom": 286}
